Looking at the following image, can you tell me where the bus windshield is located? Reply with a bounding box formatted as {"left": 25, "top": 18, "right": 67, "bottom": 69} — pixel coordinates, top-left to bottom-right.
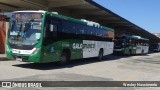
{"left": 8, "top": 12, "right": 43, "bottom": 45}
{"left": 114, "top": 37, "right": 125, "bottom": 47}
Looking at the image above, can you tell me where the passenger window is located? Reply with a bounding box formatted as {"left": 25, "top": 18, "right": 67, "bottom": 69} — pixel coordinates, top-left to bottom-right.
{"left": 50, "top": 24, "right": 53, "bottom": 32}
{"left": 50, "top": 24, "right": 57, "bottom": 32}
{"left": 76, "top": 24, "right": 86, "bottom": 34}
{"left": 96, "top": 28, "right": 102, "bottom": 36}
{"left": 45, "top": 17, "right": 58, "bottom": 39}
{"left": 92, "top": 28, "right": 97, "bottom": 36}
{"left": 62, "top": 21, "right": 75, "bottom": 34}
{"left": 87, "top": 27, "right": 93, "bottom": 35}
{"left": 103, "top": 30, "right": 108, "bottom": 37}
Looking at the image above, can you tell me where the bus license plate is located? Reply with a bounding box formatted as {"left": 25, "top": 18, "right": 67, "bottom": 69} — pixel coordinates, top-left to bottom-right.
{"left": 16, "top": 58, "right": 22, "bottom": 61}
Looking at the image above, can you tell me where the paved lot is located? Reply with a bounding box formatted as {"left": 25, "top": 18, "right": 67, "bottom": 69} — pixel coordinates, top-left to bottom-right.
{"left": 0, "top": 53, "right": 160, "bottom": 90}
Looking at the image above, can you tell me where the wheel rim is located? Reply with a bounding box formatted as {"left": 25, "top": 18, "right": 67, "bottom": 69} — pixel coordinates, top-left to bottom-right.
{"left": 61, "top": 54, "right": 67, "bottom": 63}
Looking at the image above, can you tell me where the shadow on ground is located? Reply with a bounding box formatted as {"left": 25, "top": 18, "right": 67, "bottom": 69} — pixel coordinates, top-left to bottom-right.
{"left": 12, "top": 54, "right": 124, "bottom": 70}
{"left": 12, "top": 51, "right": 157, "bottom": 70}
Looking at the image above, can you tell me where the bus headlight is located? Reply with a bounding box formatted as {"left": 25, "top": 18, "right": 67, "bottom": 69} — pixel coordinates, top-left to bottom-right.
{"left": 32, "top": 48, "right": 41, "bottom": 54}
{"left": 6, "top": 45, "right": 10, "bottom": 52}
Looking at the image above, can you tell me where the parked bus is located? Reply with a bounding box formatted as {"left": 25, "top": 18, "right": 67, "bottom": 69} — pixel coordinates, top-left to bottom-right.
{"left": 150, "top": 43, "right": 160, "bottom": 52}
{"left": 114, "top": 35, "right": 149, "bottom": 55}
{"left": 5, "top": 10, "right": 114, "bottom": 64}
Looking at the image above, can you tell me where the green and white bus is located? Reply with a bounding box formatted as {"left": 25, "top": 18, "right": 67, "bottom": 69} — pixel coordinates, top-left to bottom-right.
{"left": 5, "top": 10, "right": 114, "bottom": 64}
{"left": 150, "top": 43, "right": 160, "bottom": 52}
{"left": 114, "top": 35, "right": 149, "bottom": 55}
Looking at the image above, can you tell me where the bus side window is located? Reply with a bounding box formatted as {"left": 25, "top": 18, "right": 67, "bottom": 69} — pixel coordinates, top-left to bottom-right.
{"left": 87, "top": 27, "right": 93, "bottom": 35}
{"left": 45, "top": 22, "right": 51, "bottom": 39}
{"left": 50, "top": 24, "right": 58, "bottom": 38}
{"left": 62, "top": 21, "right": 75, "bottom": 34}
{"left": 76, "top": 24, "right": 86, "bottom": 34}
{"left": 87, "top": 26, "right": 93, "bottom": 40}
{"left": 50, "top": 24, "right": 54, "bottom": 32}
{"left": 43, "top": 17, "right": 58, "bottom": 45}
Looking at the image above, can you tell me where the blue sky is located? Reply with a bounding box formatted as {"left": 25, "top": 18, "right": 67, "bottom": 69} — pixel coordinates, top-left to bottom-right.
{"left": 94, "top": 0, "right": 160, "bottom": 33}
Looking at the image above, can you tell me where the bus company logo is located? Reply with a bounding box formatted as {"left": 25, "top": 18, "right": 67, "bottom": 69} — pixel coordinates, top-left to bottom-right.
{"left": 73, "top": 43, "right": 95, "bottom": 49}
{"left": 2, "top": 82, "right": 12, "bottom": 88}
{"left": 73, "top": 43, "right": 83, "bottom": 49}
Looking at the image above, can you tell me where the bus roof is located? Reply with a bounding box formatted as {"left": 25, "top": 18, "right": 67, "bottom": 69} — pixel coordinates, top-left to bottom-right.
{"left": 124, "top": 35, "right": 139, "bottom": 39}
{"left": 123, "top": 35, "right": 149, "bottom": 41}
{"left": 140, "top": 38, "right": 149, "bottom": 41}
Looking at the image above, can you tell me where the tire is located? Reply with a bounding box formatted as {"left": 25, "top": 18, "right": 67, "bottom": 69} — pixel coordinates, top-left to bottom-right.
{"left": 128, "top": 49, "right": 132, "bottom": 56}
{"left": 59, "top": 52, "right": 69, "bottom": 65}
{"left": 141, "top": 50, "right": 144, "bottom": 55}
{"left": 98, "top": 49, "right": 103, "bottom": 60}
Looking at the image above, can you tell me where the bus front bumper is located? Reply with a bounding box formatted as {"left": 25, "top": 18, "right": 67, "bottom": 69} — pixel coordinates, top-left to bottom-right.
{"left": 6, "top": 52, "right": 42, "bottom": 63}
{"left": 114, "top": 48, "right": 123, "bottom": 52}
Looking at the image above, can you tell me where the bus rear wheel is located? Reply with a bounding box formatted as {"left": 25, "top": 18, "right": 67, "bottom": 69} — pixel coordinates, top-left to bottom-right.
{"left": 141, "top": 50, "right": 144, "bottom": 55}
{"left": 98, "top": 49, "right": 103, "bottom": 60}
{"left": 128, "top": 49, "right": 132, "bottom": 56}
{"left": 59, "top": 52, "right": 69, "bottom": 65}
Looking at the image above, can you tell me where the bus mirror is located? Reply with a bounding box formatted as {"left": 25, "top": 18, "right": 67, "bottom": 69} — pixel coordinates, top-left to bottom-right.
{"left": 1, "top": 20, "right": 4, "bottom": 28}
{"left": 1, "top": 17, "right": 10, "bottom": 29}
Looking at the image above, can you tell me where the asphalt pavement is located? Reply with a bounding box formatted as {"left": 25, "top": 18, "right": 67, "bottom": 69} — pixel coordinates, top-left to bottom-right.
{"left": 0, "top": 53, "right": 160, "bottom": 90}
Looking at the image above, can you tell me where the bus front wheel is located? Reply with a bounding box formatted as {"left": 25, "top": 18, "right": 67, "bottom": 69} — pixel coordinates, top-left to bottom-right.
{"left": 141, "top": 50, "right": 144, "bottom": 55}
{"left": 59, "top": 52, "right": 69, "bottom": 65}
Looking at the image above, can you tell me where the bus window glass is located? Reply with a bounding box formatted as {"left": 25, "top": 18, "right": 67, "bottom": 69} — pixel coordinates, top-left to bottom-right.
{"left": 9, "top": 12, "right": 43, "bottom": 45}
{"left": 87, "top": 27, "right": 92, "bottom": 35}
{"left": 76, "top": 24, "right": 86, "bottom": 34}
{"left": 62, "top": 21, "right": 75, "bottom": 34}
